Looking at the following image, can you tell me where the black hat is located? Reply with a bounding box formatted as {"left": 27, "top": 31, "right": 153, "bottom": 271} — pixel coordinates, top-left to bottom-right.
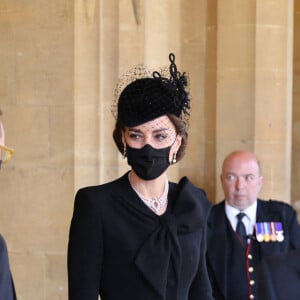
{"left": 113, "top": 53, "right": 190, "bottom": 127}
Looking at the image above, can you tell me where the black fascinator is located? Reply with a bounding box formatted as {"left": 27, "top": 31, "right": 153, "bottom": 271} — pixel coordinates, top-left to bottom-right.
{"left": 112, "top": 53, "right": 190, "bottom": 127}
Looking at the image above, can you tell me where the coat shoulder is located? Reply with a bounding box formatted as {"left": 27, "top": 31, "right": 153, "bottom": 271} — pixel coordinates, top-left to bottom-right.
{"left": 76, "top": 173, "right": 128, "bottom": 197}
{"left": 259, "top": 198, "right": 296, "bottom": 213}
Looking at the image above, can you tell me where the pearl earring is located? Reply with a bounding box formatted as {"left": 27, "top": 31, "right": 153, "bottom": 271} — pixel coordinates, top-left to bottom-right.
{"left": 172, "top": 152, "right": 177, "bottom": 164}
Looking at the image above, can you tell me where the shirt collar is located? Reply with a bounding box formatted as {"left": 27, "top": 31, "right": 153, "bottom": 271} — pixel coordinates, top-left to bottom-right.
{"left": 225, "top": 200, "right": 257, "bottom": 234}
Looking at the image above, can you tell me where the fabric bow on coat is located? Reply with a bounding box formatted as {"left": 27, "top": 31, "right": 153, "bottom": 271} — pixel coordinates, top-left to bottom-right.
{"left": 134, "top": 177, "right": 207, "bottom": 298}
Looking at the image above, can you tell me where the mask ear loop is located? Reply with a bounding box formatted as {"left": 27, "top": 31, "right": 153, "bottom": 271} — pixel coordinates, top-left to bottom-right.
{"left": 172, "top": 152, "right": 177, "bottom": 164}
{"left": 121, "top": 131, "right": 127, "bottom": 159}
{"left": 123, "top": 143, "right": 127, "bottom": 159}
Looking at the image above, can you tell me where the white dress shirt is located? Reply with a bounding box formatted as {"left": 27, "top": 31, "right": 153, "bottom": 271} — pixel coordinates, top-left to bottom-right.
{"left": 225, "top": 201, "right": 257, "bottom": 237}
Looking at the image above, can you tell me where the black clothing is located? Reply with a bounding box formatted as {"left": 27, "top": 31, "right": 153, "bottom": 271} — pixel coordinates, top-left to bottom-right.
{"left": 258, "top": 249, "right": 300, "bottom": 300}
{"left": 68, "top": 172, "right": 213, "bottom": 300}
{"left": 0, "top": 234, "right": 17, "bottom": 300}
{"left": 226, "top": 219, "right": 254, "bottom": 299}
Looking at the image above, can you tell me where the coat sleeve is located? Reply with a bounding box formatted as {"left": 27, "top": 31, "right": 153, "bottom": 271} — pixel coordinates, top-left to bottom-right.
{"left": 285, "top": 204, "right": 300, "bottom": 249}
{"left": 188, "top": 226, "right": 214, "bottom": 300}
{"left": 67, "top": 188, "right": 103, "bottom": 300}
{"left": 0, "top": 234, "right": 16, "bottom": 300}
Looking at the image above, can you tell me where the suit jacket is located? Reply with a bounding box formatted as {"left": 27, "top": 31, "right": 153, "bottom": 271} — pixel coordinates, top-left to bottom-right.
{"left": 68, "top": 172, "right": 214, "bottom": 300}
{"left": 258, "top": 249, "right": 300, "bottom": 300}
{"left": 206, "top": 199, "right": 300, "bottom": 300}
{"left": 0, "top": 234, "right": 17, "bottom": 300}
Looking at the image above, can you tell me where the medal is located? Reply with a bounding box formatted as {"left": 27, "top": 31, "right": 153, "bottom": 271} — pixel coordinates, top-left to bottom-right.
{"left": 275, "top": 222, "right": 284, "bottom": 242}
{"left": 270, "top": 222, "right": 277, "bottom": 241}
{"left": 255, "top": 222, "right": 284, "bottom": 242}
{"left": 255, "top": 222, "right": 264, "bottom": 242}
{"left": 263, "top": 222, "right": 271, "bottom": 242}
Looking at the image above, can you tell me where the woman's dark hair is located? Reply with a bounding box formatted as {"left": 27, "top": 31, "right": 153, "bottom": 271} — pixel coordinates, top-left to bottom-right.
{"left": 112, "top": 113, "right": 188, "bottom": 163}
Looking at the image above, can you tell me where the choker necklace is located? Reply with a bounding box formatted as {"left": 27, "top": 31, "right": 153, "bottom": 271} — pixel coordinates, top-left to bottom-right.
{"left": 128, "top": 173, "right": 169, "bottom": 215}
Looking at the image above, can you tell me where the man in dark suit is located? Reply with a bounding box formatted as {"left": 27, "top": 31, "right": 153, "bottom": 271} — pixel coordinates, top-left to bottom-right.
{"left": 0, "top": 109, "right": 17, "bottom": 300}
{"left": 206, "top": 150, "right": 300, "bottom": 300}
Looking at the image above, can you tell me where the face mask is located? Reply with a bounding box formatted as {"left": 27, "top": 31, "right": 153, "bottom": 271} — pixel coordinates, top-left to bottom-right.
{"left": 126, "top": 144, "right": 171, "bottom": 180}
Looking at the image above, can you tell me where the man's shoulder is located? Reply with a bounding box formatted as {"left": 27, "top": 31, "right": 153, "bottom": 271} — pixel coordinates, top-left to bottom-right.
{"left": 258, "top": 199, "right": 298, "bottom": 220}
{"left": 258, "top": 198, "right": 295, "bottom": 210}
{"left": 211, "top": 200, "right": 225, "bottom": 209}
{"left": 208, "top": 200, "right": 225, "bottom": 219}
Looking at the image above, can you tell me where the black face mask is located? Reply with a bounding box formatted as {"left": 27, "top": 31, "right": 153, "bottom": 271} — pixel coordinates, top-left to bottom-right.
{"left": 126, "top": 144, "right": 171, "bottom": 180}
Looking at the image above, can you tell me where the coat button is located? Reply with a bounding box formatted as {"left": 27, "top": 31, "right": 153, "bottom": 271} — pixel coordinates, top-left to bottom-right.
{"left": 250, "top": 280, "right": 255, "bottom": 285}
{"left": 248, "top": 266, "right": 254, "bottom": 272}
{"left": 248, "top": 254, "right": 253, "bottom": 259}
{"left": 250, "top": 294, "right": 254, "bottom": 299}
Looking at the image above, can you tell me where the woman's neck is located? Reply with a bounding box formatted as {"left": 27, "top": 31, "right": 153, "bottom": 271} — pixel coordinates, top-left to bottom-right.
{"left": 129, "top": 171, "right": 167, "bottom": 199}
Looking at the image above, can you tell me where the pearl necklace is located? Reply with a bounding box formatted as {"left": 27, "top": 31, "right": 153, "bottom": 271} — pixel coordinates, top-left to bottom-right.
{"left": 128, "top": 173, "right": 169, "bottom": 215}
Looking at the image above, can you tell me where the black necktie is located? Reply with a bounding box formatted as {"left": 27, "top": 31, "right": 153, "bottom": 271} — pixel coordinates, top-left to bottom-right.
{"left": 236, "top": 212, "right": 247, "bottom": 246}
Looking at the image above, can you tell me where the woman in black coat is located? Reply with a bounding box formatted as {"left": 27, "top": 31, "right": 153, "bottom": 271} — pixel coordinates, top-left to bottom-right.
{"left": 68, "top": 53, "right": 213, "bottom": 300}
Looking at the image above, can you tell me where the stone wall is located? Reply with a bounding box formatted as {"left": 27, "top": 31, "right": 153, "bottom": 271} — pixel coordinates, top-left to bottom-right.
{"left": 0, "top": 0, "right": 299, "bottom": 299}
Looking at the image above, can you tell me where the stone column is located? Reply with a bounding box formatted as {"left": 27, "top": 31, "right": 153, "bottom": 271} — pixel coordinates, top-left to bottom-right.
{"left": 74, "top": 0, "right": 119, "bottom": 188}
{"left": 215, "top": 0, "right": 256, "bottom": 201}
{"left": 181, "top": 0, "right": 214, "bottom": 195}
{"left": 292, "top": 0, "right": 300, "bottom": 213}
{"left": 215, "top": 0, "right": 294, "bottom": 203}
{"left": 254, "top": 0, "right": 294, "bottom": 202}
{"left": 98, "top": 0, "right": 120, "bottom": 182}
{"left": 74, "top": 0, "right": 100, "bottom": 190}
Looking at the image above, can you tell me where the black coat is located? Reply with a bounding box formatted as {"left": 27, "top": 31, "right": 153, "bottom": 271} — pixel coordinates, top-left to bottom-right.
{"left": 258, "top": 249, "right": 300, "bottom": 300}
{"left": 206, "top": 199, "right": 300, "bottom": 300}
{"left": 0, "top": 234, "right": 17, "bottom": 300}
{"left": 68, "top": 172, "right": 214, "bottom": 300}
